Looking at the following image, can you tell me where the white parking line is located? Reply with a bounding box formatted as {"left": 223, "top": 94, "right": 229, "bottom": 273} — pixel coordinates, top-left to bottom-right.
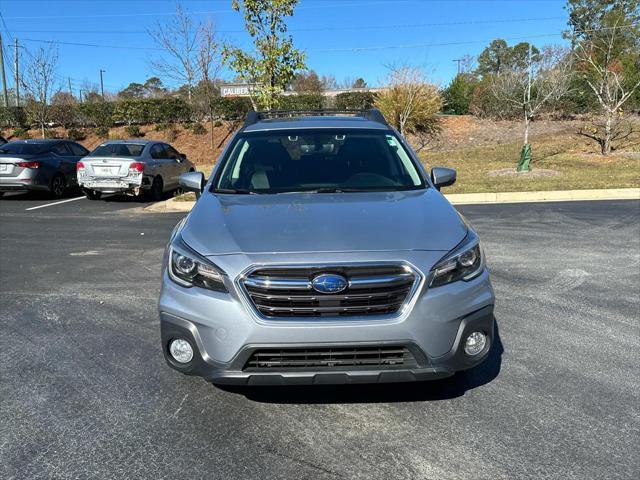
{"left": 25, "top": 196, "right": 86, "bottom": 211}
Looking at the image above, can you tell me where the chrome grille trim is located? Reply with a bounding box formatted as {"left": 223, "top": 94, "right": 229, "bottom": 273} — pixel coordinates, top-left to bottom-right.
{"left": 237, "top": 262, "right": 423, "bottom": 320}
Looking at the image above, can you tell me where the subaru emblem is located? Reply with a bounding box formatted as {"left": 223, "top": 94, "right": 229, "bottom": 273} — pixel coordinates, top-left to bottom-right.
{"left": 311, "top": 273, "right": 348, "bottom": 294}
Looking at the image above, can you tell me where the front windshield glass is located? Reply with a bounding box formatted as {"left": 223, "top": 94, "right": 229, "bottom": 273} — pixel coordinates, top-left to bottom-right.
{"left": 214, "top": 130, "right": 425, "bottom": 193}
{"left": 89, "top": 143, "right": 145, "bottom": 157}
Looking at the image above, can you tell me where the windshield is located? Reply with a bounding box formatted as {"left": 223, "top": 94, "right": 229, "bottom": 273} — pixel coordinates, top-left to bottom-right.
{"left": 90, "top": 143, "right": 145, "bottom": 157}
{"left": 213, "top": 130, "right": 425, "bottom": 194}
{"left": 0, "top": 143, "right": 50, "bottom": 155}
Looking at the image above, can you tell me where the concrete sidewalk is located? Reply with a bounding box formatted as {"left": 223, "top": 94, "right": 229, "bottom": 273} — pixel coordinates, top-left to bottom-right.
{"left": 146, "top": 188, "right": 640, "bottom": 213}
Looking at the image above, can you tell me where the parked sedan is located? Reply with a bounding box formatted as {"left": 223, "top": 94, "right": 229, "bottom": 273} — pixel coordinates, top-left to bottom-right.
{"left": 0, "top": 135, "right": 7, "bottom": 145}
{"left": 0, "top": 139, "right": 89, "bottom": 198}
{"left": 78, "top": 140, "right": 195, "bottom": 200}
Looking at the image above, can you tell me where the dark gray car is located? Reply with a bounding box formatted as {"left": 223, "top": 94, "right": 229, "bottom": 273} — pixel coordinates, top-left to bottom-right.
{"left": 0, "top": 139, "right": 89, "bottom": 198}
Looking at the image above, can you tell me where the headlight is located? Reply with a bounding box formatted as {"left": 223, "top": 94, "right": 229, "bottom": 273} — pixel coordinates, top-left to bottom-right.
{"left": 168, "top": 235, "right": 228, "bottom": 292}
{"left": 430, "top": 230, "right": 484, "bottom": 287}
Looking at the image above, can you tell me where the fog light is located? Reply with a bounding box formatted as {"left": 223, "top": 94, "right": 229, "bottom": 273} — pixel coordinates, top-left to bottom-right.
{"left": 464, "top": 331, "right": 487, "bottom": 356}
{"left": 169, "top": 338, "right": 194, "bottom": 363}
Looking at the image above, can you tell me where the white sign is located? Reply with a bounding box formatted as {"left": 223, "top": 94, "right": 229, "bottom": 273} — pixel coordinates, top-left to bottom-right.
{"left": 220, "top": 84, "right": 256, "bottom": 97}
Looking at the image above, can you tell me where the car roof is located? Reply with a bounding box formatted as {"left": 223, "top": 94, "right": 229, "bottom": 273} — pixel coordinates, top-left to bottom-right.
{"left": 243, "top": 115, "right": 389, "bottom": 133}
{"left": 11, "top": 139, "right": 65, "bottom": 144}
{"left": 242, "top": 109, "right": 391, "bottom": 133}
{"left": 98, "top": 139, "right": 160, "bottom": 145}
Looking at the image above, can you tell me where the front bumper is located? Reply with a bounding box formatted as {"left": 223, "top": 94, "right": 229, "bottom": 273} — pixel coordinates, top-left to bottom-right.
{"left": 161, "top": 305, "right": 494, "bottom": 385}
{"left": 159, "top": 251, "right": 495, "bottom": 385}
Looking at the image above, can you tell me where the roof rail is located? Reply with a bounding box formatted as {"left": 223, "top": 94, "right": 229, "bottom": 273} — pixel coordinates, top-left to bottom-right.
{"left": 243, "top": 108, "right": 388, "bottom": 127}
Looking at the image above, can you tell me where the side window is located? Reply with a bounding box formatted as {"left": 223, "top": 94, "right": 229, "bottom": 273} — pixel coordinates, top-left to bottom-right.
{"left": 150, "top": 144, "right": 165, "bottom": 159}
{"left": 50, "top": 143, "right": 72, "bottom": 156}
{"left": 67, "top": 142, "right": 89, "bottom": 156}
{"left": 164, "top": 145, "right": 180, "bottom": 160}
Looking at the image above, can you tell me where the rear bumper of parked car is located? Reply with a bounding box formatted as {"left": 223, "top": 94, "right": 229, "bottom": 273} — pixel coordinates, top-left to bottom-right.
{"left": 158, "top": 266, "right": 495, "bottom": 385}
{"left": 0, "top": 170, "right": 49, "bottom": 192}
{"left": 79, "top": 175, "right": 151, "bottom": 194}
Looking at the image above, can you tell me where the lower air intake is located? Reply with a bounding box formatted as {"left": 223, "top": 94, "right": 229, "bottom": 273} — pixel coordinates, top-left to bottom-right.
{"left": 243, "top": 346, "right": 418, "bottom": 371}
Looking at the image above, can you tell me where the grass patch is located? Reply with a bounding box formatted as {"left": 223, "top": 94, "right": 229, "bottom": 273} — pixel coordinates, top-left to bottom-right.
{"left": 174, "top": 192, "right": 196, "bottom": 202}
{"left": 422, "top": 129, "right": 640, "bottom": 194}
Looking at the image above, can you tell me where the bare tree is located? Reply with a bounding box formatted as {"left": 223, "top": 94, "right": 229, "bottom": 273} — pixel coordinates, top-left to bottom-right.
{"left": 375, "top": 65, "right": 442, "bottom": 140}
{"left": 148, "top": 4, "right": 201, "bottom": 102}
{"left": 21, "top": 45, "right": 59, "bottom": 138}
{"left": 196, "top": 20, "right": 223, "bottom": 147}
{"left": 491, "top": 45, "right": 572, "bottom": 170}
{"left": 574, "top": 17, "right": 640, "bottom": 154}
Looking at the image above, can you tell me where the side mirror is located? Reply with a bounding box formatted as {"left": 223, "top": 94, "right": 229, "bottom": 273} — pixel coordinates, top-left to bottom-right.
{"left": 430, "top": 167, "right": 456, "bottom": 190}
{"left": 179, "top": 171, "right": 205, "bottom": 198}
{"left": 178, "top": 153, "right": 187, "bottom": 162}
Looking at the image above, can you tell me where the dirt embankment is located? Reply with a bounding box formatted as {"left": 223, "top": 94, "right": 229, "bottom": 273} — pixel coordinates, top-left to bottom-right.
{"left": 2, "top": 115, "right": 637, "bottom": 167}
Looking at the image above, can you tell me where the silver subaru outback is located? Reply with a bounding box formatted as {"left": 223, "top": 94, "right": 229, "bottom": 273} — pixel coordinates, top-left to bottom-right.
{"left": 159, "top": 110, "right": 495, "bottom": 386}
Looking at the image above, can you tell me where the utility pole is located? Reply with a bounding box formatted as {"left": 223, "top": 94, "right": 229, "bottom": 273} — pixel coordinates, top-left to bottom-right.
{"left": 79, "top": 89, "right": 83, "bottom": 103}
{"left": 0, "top": 32, "right": 9, "bottom": 107}
{"left": 99, "top": 69, "right": 105, "bottom": 99}
{"left": 68, "top": 77, "right": 73, "bottom": 96}
{"left": 453, "top": 58, "right": 463, "bottom": 75}
{"left": 14, "top": 39, "right": 19, "bottom": 107}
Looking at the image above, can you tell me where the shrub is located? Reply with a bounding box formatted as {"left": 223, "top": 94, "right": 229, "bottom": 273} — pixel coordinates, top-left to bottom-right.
{"left": 95, "top": 126, "right": 110, "bottom": 138}
{"left": 78, "top": 101, "right": 114, "bottom": 128}
{"left": 213, "top": 120, "right": 223, "bottom": 127}
{"left": 181, "top": 121, "right": 194, "bottom": 130}
{"left": 375, "top": 66, "right": 442, "bottom": 137}
{"left": 278, "top": 93, "right": 325, "bottom": 111}
{"left": 0, "top": 107, "right": 27, "bottom": 128}
{"left": 442, "top": 74, "right": 478, "bottom": 115}
{"left": 210, "top": 97, "right": 252, "bottom": 119}
{"left": 155, "top": 122, "right": 171, "bottom": 131}
{"left": 67, "top": 128, "right": 86, "bottom": 141}
{"left": 43, "top": 129, "right": 59, "bottom": 139}
{"left": 191, "top": 123, "right": 206, "bottom": 135}
{"left": 335, "top": 91, "right": 377, "bottom": 110}
{"left": 124, "top": 125, "right": 144, "bottom": 137}
{"left": 165, "top": 127, "right": 178, "bottom": 142}
{"left": 11, "top": 127, "right": 30, "bottom": 139}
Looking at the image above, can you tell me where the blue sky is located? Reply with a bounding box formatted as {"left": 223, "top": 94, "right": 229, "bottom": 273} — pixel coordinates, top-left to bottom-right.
{"left": 0, "top": 0, "right": 570, "bottom": 94}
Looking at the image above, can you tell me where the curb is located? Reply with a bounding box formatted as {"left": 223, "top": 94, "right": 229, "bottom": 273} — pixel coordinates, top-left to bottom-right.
{"left": 445, "top": 188, "right": 640, "bottom": 205}
{"left": 145, "top": 188, "right": 640, "bottom": 213}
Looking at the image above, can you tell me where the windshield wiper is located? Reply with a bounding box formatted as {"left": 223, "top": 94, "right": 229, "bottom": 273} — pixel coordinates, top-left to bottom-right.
{"left": 212, "top": 188, "right": 257, "bottom": 195}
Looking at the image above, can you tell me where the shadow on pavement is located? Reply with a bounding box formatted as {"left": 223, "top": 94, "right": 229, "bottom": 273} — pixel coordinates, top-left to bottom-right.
{"left": 222, "top": 320, "right": 504, "bottom": 404}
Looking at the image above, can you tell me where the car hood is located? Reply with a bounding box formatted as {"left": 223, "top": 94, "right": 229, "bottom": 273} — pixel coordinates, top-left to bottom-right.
{"left": 182, "top": 189, "right": 467, "bottom": 256}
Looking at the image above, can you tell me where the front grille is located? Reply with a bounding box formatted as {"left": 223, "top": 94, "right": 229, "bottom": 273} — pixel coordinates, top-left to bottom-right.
{"left": 241, "top": 265, "right": 418, "bottom": 318}
{"left": 243, "top": 346, "right": 417, "bottom": 371}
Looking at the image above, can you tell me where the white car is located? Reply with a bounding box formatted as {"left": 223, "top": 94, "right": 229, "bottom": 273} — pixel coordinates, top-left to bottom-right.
{"left": 78, "top": 140, "right": 196, "bottom": 200}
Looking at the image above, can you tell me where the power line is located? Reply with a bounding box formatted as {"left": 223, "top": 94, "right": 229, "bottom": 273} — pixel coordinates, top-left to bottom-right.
{"left": 18, "top": 23, "right": 638, "bottom": 54}
{"left": 7, "top": 16, "right": 566, "bottom": 35}
{"left": 2, "top": 1, "right": 413, "bottom": 20}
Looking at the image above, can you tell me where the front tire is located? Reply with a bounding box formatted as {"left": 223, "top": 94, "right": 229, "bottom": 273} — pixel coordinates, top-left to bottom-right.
{"left": 50, "top": 174, "right": 66, "bottom": 199}
{"left": 84, "top": 189, "right": 102, "bottom": 201}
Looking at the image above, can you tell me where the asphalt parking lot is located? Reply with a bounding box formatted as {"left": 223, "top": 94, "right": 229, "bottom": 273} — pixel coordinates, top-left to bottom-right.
{"left": 1, "top": 193, "right": 638, "bottom": 479}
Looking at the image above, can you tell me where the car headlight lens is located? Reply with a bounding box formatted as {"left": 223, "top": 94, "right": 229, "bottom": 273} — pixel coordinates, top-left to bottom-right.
{"left": 168, "top": 235, "right": 227, "bottom": 292}
{"left": 430, "top": 231, "right": 484, "bottom": 287}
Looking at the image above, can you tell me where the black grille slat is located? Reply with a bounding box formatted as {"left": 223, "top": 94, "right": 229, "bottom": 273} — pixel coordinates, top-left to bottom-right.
{"left": 243, "top": 265, "right": 416, "bottom": 318}
{"left": 244, "top": 346, "right": 417, "bottom": 370}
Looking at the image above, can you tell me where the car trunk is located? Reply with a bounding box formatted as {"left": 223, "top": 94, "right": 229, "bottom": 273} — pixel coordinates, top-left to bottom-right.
{"left": 82, "top": 157, "right": 139, "bottom": 178}
{"left": 0, "top": 154, "right": 38, "bottom": 178}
